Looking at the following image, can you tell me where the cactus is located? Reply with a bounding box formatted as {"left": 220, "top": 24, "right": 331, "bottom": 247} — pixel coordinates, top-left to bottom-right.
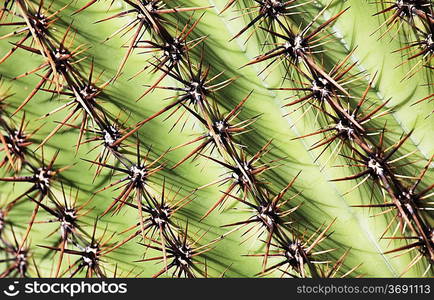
{"left": 0, "top": 0, "right": 432, "bottom": 278}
